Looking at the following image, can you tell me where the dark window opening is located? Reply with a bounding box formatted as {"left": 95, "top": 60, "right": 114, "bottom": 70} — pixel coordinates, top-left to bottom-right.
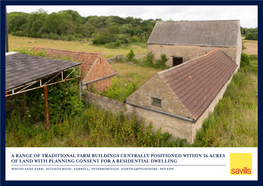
{"left": 172, "top": 57, "right": 183, "bottom": 67}
{"left": 152, "top": 98, "right": 162, "bottom": 107}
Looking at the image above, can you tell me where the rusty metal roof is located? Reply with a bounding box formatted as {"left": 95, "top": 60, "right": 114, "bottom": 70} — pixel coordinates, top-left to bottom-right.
{"left": 5, "top": 52, "right": 81, "bottom": 91}
{"left": 158, "top": 48, "right": 238, "bottom": 120}
{"left": 147, "top": 20, "right": 240, "bottom": 47}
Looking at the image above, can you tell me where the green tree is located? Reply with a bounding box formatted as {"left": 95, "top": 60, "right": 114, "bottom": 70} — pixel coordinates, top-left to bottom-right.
{"left": 27, "top": 10, "right": 47, "bottom": 37}
{"left": 44, "top": 12, "right": 72, "bottom": 35}
{"left": 108, "top": 25, "right": 120, "bottom": 35}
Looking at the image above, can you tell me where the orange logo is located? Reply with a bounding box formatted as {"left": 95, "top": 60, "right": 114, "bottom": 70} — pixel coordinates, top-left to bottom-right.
{"left": 230, "top": 153, "right": 252, "bottom": 175}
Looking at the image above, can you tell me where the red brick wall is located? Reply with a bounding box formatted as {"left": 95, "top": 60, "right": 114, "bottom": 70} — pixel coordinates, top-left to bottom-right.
{"left": 87, "top": 76, "right": 116, "bottom": 93}
{"left": 83, "top": 55, "right": 116, "bottom": 84}
{"left": 83, "top": 54, "right": 116, "bottom": 92}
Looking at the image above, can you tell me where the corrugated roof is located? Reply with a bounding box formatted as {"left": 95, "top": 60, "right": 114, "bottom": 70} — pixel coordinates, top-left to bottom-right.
{"left": 147, "top": 20, "right": 240, "bottom": 47}
{"left": 6, "top": 52, "right": 81, "bottom": 91}
{"left": 158, "top": 49, "right": 238, "bottom": 120}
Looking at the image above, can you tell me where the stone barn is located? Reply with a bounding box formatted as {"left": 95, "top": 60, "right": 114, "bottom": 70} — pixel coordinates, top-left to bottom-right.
{"left": 147, "top": 20, "right": 242, "bottom": 69}
{"left": 31, "top": 47, "right": 117, "bottom": 92}
{"left": 125, "top": 48, "right": 238, "bottom": 143}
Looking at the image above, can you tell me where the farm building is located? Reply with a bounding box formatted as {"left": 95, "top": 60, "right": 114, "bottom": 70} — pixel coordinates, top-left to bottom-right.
{"left": 31, "top": 47, "right": 117, "bottom": 92}
{"left": 147, "top": 20, "right": 242, "bottom": 68}
{"left": 125, "top": 48, "right": 238, "bottom": 143}
{"left": 5, "top": 51, "right": 82, "bottom": 130}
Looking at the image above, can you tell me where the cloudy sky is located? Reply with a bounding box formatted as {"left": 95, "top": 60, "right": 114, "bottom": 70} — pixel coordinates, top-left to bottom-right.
{"left": 7, "top": 5, "right": 258, "bottom": 28}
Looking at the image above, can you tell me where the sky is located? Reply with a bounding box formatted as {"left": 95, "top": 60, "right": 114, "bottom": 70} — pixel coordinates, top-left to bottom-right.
{"left": 6, "top": 5, "right": 258, "bottom": 28}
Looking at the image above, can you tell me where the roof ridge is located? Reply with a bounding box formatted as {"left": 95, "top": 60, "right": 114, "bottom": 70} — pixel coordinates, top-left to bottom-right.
{"left": 159, "top": 48, "right": 225, "bottom": 76}
{"left": 31, "top": 46, "right": 101, "bottom": 55}
{"left": 157, "top": 20, "right": 240, "bottom": 23}
{"left": 203, "top": 48, "right": 220, "bottom": 56}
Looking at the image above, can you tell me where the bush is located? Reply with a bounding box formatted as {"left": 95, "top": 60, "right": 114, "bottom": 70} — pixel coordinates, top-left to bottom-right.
{"left": 115, "top": 39, "right": 121, "bottom": 47}
{"left": 130, "top": 36, "right": 139, "bottom": 43}
{"left": 245, "top": 33, "right": 257, "bottom": 40}
{"left": 102, "top": 77, "right": 139, "bottom": 102}
{"left": 155, "top": 54, "right": 168, "bottom": 68}
{"left": 41, "top": 33, "right": 48, "bottom": 39}
{"left": 105, "top": 42, "right": 117, "bottom": 49}
{"left": 146, "top": 51, "right": 154, "bottom": 63}
{"left": 126, "top": 49, "right": 135, "bottom": 61}
{"left": 47, "top": 33, "right": 54, "bottom": 39}
{"left": 68, "top": 35, "right": 76, "bottom": 41}
{"left": 117, "top": 34, "right": 131, "bottom": 44}
{"left": 249, "top": 54, "right": 258, "bottom": 61}
{"left": 241, "top": 53, "right": 251, "bottom": 67}
{"left": 76, "top": 34, "right": 84, "bottom": 39}
{"left": 61, "top": 36, "right": 68, "bottom": 41}
{"left": 51, "top": 34, "right": 60, "bottom": 40}
{"left": 92, "top": 34, "right": 117, "bottom": 45}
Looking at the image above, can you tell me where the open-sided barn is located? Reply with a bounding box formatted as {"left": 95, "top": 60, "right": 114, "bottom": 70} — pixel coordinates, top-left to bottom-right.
{"left": 147, "top": 20, "right": 242, "bottom": 69}
{"left": 31, "top": 47, "right": 117, "bottom": 92}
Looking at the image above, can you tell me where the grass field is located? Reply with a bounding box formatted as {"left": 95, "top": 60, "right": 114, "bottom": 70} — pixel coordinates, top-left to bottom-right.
{"left": 8, "top": 34, "right": 147, "bottom": 58}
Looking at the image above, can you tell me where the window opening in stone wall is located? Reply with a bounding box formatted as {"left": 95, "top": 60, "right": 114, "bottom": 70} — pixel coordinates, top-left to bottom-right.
{"left": 173, "top": 56, "right": 183, "bottom": 67}
{"left": 152, "top": 98, "right": 162, "bottom": 107}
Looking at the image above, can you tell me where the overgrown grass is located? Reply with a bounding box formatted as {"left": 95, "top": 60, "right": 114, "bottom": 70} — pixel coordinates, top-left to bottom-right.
{"left": 6, "top": 103, "right": 188, "bottom": 147}
{"left": 111, "top": 63, "right": 160, "bottom": 87}
{"left": 191, "top": 55, "right": 258, "bottom": 147}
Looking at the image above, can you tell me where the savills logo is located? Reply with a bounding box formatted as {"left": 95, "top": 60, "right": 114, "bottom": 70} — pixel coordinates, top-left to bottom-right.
{"left": 230, "top": 153, "right": 252, "bottom": 175}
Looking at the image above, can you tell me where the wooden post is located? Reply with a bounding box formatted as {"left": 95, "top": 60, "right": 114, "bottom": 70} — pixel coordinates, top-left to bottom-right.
{"left": 78, "top": 77, "right": 81, "bottom": 100}
{"left": 44, "top": 85, "right": 49, "bottom": 132}
{"left": 78, "top": 66, "right": 81, "bottom": 100}
{"left": 23, "top": 92, "right": 27, "bottom": 113}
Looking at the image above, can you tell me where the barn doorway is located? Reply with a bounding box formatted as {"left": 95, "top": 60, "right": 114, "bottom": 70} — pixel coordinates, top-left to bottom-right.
{"left": 172, "top": 57, "right": 183, "bottom": 67}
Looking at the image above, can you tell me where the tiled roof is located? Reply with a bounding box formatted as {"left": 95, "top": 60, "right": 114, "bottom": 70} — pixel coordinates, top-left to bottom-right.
{"left": 30, "top": 47, "right": 100, "bottom": 78}
{"left": 5, "top": 52, "right": 81, "bottom": 91}
{"left": 147, "top": 20, "right": 240, "bottom": 47}
{"left": 158, "top": 49, "right": 238, "bottom": 120}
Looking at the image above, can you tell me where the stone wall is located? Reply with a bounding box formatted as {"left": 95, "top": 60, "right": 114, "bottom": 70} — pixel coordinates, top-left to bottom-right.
{"left": 148, "top": 44, "right": 238, "bottom": 67}
{"left": 85, "top": 76, "right": 116, "bottom": 93}
{"left": 83, "top": 91, "right": 194, "bottom": 142}
{"left": 83, "top": 72, "right": 233, "bottom": 144}
{"left": 126, "top": 74, "right": 191, "bottom": 118}
{"left": 83, "top": 91, "right": 127, "bottom": 116}
{"left": 107, "top": 55, "right": 126, "bottom": 63}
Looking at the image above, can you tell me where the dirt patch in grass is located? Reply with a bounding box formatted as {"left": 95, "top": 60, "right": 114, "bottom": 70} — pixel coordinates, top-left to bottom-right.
{"left": 243, "top": 40, "right": 258, "bottom": 55}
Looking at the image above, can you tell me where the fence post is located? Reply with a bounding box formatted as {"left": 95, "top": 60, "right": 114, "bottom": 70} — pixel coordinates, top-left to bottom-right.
{"left": 78, "top": 77, "right": 81, "bottom": 100}
{"left": 44, "top": 85, "right": 49, "bottom": 132}
{"left": 23, "top": 92, "right": 27, "bottom": 113}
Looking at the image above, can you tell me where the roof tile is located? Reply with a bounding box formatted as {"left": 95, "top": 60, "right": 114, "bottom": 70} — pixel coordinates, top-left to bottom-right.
{"left": 159, "top": 49, "right": 238, "bottom": 120}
